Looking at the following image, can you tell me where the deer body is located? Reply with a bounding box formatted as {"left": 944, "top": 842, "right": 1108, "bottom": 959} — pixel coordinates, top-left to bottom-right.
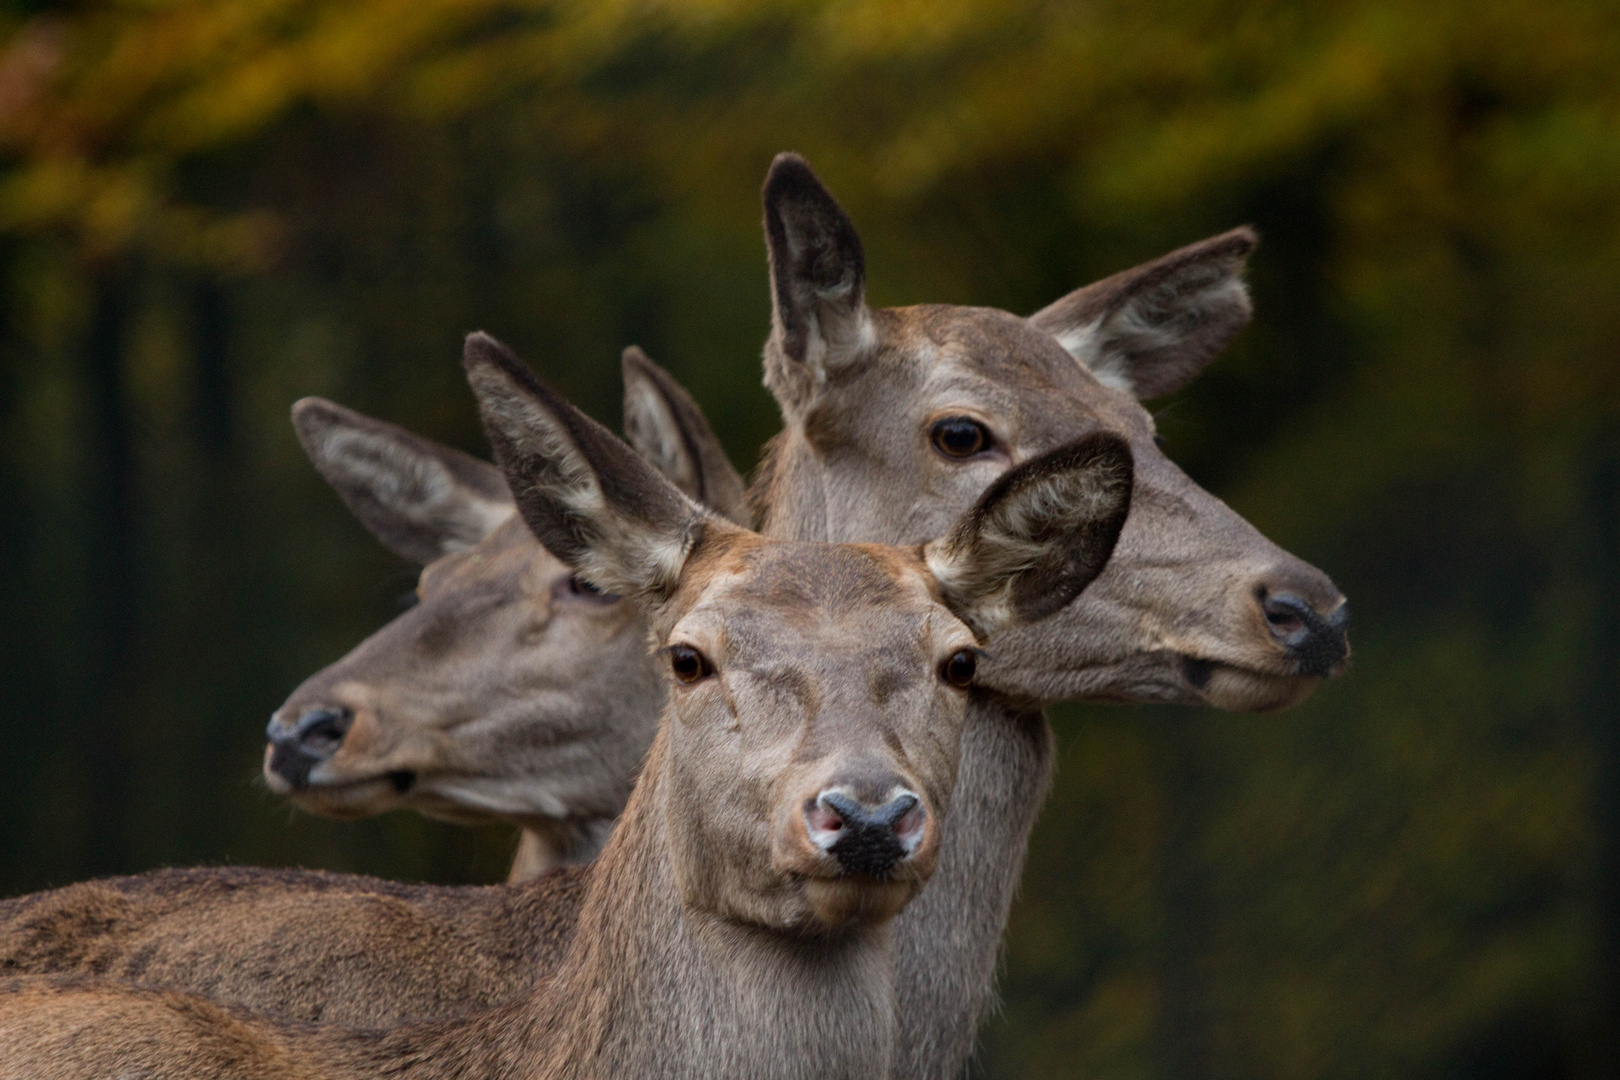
{"left": 0, "top": 333, "right": 1134, "bottom": 1080}
{"left": 0, "top": 865, "right": 586, "bottom": 1025}
{"left": 0, "top": 769, "right": 895, "bottom": 1080}
{"left": 0, "top": 157, "right": 1347, "bottom": 1075}
{"left": 0, "top": 757, "right": 896, "bottom": 1080}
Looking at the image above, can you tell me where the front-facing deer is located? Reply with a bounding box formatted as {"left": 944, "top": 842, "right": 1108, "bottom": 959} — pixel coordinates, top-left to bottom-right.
{"left": 0, "top": 335, "right": 1132, "bottom": 1080}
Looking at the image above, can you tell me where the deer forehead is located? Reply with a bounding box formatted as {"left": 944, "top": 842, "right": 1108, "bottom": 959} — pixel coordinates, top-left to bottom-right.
{"left": 876, "top": 305, "right": 1079, "bottom": 389}
{"left": 824, "top": 305, "right": 1154, "bottom": 449}
{"left": 417, "top": 515, "right": 554, "bottom": 596}
{"left": 668, "top": 540, "right": 971, "bottom": 661}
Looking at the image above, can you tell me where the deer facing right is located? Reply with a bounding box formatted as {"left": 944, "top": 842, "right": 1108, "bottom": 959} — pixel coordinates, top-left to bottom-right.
{"left": 0, "top": 334, "right": 1133, "bottom": 1080}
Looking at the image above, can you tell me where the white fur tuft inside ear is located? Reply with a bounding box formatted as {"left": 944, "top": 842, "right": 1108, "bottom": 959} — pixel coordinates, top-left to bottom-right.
{"left": 623, "top": 376, "right": 699, "bottom": 498}
{"left": 482, "top": 383, "right": 607, "bottom": 519}
{"left": 926, "top": 445, "right": 1131, "bottom": 635}
{"left": 318, "top": 426, "right": 514, "bottom": 551}
{"left": 1058, "top": 275, "right": 1249, "bottom": 398}
{"left": 1053, "top": 320, "right": 1133, "bottom": 394}
{"left": 802, "top": 307, "right": 873, "bottom": 385}
{"left": 469, "top": 346, "right": 708, "bottom": 601}
{"left": 1033, "top": 229, "right": 1257, "bottom": 400}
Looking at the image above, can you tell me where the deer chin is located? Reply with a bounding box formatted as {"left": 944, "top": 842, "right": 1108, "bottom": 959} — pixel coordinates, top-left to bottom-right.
{"left": 269, "top": 770, "right": 418, "bottom": 819}
{"left": 1180, "top": 656, "right": 1322, "bottom": 713}
{"left": 801, "top": 876, "right": 920, "bottom": 928}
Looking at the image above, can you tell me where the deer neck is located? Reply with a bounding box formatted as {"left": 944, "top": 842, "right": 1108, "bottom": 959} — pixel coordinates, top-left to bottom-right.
{"left": 507, "top": 819, "right": 618, "bottom": 882}
{"left": 530, "top": 728, "right": 898, "bottom": 1080}
{"left": 888, "top": 697, "right": 1054, "bottom": 1078}
{"left": 754, "top": 442, "right": 1058, "bottom": 1079}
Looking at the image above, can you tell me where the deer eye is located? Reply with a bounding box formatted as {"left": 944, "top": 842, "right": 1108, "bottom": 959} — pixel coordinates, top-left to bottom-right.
{"left": 930, "top": 417, "right": 991, "bottom": 459}
{"left": 940, "top": 649, "right": 978, "bottom": 689}
{"left": 566, "top": 574, "right": 619, "bottom": 603}
{"left": 667, "top": 645, "right": 714, "bottom": 685}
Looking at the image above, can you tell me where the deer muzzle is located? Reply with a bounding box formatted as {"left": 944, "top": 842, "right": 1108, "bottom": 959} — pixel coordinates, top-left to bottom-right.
{"left": 806, "top": 789, "right": 926, "bottom": 877}
{"left": 772, "top": 774, "right": 939, "bottom": 927}
{"left": 264, "top": 705, "right": 354, "bottom": 790}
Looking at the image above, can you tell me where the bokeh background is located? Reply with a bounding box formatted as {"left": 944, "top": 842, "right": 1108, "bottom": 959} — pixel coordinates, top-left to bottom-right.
{"left": 1, "top": 1, "right": 1618, "bottom": 1077}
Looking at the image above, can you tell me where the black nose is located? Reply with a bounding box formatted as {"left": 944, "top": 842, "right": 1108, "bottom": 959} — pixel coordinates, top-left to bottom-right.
{"left": 1261, "top": 592, "right": 1350, "bottom": 677}
{"left": 265, "top": 706, "right": 353, "bottom": 788}
{"left": 810, "top": 790, "right": 925, "bottom": 878}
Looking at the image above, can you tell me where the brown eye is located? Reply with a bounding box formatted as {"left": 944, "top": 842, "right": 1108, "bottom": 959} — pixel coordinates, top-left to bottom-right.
{"left": 668, "top": 645, "right": 713, "bottom": 685}
{"left": 941, "top": 649, "right": 978, "bottom": 688}
{"left": 930, "top": 417, "right": 991, "bottom": 459}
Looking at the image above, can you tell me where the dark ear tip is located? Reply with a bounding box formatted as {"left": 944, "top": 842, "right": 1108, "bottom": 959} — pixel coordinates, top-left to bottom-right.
{"left": 290, "top": 395, "right": 335, "bottom": 424}
{"left": 462, "top": 330, "right": 506, "bottom": 370}
{"left": 290, "top": 396, "right": 356, "bottom": 441}
{"left": 762, "top": 151, "right": 831, "bottom": 207}
{"left": 464, "top": 331, "right": 536, "bottom": 381}
{"left": 1213, "top": 225, "right": 1259, "bottom": 258}
{"left": 620, "top": 344, "right": 653, "bottom": 376}
{"left": 765, "top": 151, "right": 813, "bottom": 181}
{"left": 462, "top": 331, "right": 547, "bottom": 396}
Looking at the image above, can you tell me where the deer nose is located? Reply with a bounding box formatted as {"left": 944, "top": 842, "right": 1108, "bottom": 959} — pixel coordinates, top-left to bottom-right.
{"left": 1256, "top": 566, "right": 1349, "bottom": 677}
{"left": 805, "top": 788, "right": 927, "bottom": 878}
{"left": 264, "top": 706, "right": 353, "bottom": 788}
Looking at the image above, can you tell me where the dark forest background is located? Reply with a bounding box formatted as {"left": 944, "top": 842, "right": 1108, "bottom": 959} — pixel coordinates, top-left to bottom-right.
{"left": 1, "top": 2, "right": 1618, "bottom": 1078}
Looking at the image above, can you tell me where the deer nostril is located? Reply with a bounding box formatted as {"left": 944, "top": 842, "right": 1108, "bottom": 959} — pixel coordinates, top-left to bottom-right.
{"left": 1260, "top": 592, "right": 1313, "bottom": 642}
{"left": 266, "top": 706, "right": 353, "bottom": 758}
{"left": 265, "top": 706, "right": 355, "bottom": 790}
{"left": 807, "top": 802, "right": 844, "bottom": 839}
{"left": 811, "top": 790, "right": 925, "bottom": 878}
{"left": 294, "top": 706, "right": 353, "bottom": 755}
{"left": 1258, "top": 591, "right": 1350, "bottom": 676}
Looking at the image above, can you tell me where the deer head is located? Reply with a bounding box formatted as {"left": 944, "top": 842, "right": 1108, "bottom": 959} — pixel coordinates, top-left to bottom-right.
{"left": 263, "top": 350, "right": 748, "bottom": 868}
{"left": 464, "top": 331, "right": 1132, "bottom": 928}
{"left": 755, "top": 153, "right": 1347, "bottom": 712}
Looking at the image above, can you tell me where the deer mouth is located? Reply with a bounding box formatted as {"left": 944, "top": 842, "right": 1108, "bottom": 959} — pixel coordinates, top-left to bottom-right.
{"left": 1178, "top": 654, "right": 1323, "bottom": 713}
{"left": 263, "top": 751, "right": 419, "bottom": 815}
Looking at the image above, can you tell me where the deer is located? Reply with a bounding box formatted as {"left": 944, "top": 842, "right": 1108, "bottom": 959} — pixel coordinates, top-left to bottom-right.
{"left": 0, "top": 155, "right": 1347, "bottom": 1075}
{"left": 266, "top": 346, "right": 747, "bottom": 881}
{"left": 0, "top": 330, "right": 1136, "bottom": 1080}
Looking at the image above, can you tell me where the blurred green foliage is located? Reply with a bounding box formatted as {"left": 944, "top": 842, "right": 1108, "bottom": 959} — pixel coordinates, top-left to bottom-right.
{"left": 0, "top": 1, "right": 1617, "bottom": 1078}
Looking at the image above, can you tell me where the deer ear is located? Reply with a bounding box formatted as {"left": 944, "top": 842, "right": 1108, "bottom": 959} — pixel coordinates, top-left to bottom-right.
{"left": 1029, "top": 228, "right": 1257, "bottom": 400}
{"left": 926, "top": 434, "right": 1133, "bottom": 637}
{"left": 463, "top": 333, "right": 714, "bottom": 602}
{"left": 762, "top": 153, "right": 873, "bottom": 414}
{"left": 291, "top": 397, "right": 514, "bottom": 565}
{"left": 620, "top": 346, "right": 751, "bottom": 527}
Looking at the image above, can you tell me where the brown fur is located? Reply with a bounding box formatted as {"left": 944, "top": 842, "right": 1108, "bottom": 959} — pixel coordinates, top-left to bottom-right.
{"left": 748, "top": 153, "right": 1348, "bottom": 1078}
{"left": 0, "top": 337, "right": 1131, "bottom": 1080}
{"left": 0, "top": 866, "right": 586, "bottom": 1023}
{"left": 0, "top": 157, "right": 1344, "bottom": 1078}
{"left": 265, "top": 352, "right": 749, "bottom": 882}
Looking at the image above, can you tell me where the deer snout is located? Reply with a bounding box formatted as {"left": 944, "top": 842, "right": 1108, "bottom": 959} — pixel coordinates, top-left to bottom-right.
{"left": 264, "top": 705, "right": 353, "bottom": 790}
{"left": 806, "top": 789, "right": 927, "bottom": 878}
{"left": 775, "top": 775, "right": 939, "bottom": 928}
{"left": 1254, "top": 562, "right": 1349, "bottom": 678}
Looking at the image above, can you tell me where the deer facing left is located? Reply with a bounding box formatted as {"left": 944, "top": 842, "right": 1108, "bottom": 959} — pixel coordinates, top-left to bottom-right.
{"left": 0, "top": 333, "right": 1133, "bottom": 1080}
{"left": 264, "top": 347, "right": 748, "bottom": 880}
